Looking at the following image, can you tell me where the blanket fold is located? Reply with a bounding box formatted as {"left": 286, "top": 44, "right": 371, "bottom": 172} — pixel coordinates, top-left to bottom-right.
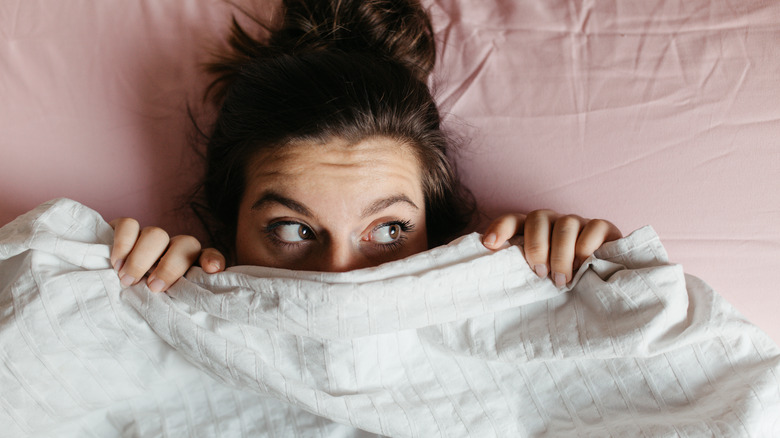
{"left": 1, "top": 199, "right": 778, "bottom": 437}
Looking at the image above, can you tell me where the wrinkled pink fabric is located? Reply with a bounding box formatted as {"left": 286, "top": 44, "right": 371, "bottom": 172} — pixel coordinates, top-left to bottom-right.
{"left": 1, "top": 0, "right": 778, "bottom": 342}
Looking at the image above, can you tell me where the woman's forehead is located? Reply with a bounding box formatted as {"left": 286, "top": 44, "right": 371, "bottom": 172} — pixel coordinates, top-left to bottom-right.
{"left": 248, "top": 137, "right": 420, "bottom": 181}
{"left": 240, "top": 137, "right": 425, "bottom": 227}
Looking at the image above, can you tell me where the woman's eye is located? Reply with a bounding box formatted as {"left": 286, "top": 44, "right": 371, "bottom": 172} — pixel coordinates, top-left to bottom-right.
{"left": 274, "top": 223, "right": 313, "bottom": 243}
{"left": 371, "top": 223, "right": 402, "bottom": 243}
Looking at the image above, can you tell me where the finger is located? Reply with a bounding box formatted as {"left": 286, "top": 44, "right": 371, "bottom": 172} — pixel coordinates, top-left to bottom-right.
{"left": 573, "top": 219, "right": 623, "bottom": 268}
{"left": 109, "top": 218, "right": 140, "bottom": 271}
{"left": 117, "top": 226, "right": 170, "bottom": 287}
{"left": 549, "top": 214, "right": 585, "bottom": 287}
{"left": 146, "top": 235, "right": 202, "bottom": 292}
{"left": 200, "top": 248, "right": 226, "bottom": 273}
{"left": 482, "top": 214, "right": 526, "bottom": 249}
{"left": 522, "top": 209, "right": 559, "bottom": 278}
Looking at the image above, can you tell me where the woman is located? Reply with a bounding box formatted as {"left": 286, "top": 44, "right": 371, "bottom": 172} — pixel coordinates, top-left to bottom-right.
{"left": 110, "top": 0, "right": 621, "bottom": 292}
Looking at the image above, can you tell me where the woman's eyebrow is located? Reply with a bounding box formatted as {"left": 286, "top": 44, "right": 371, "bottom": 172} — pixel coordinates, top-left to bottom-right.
{"left": 361, "top": 195, "right": 418, "bottom": 218}
{"left": 251, "top": 192, "right": 312, "bottom": 216}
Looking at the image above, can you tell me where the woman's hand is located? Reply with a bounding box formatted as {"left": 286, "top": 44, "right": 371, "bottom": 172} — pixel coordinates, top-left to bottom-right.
{"left": 481, "top": 210, "right": 622, "bottom": 287}
{"left": 109, "top": 218, "right": 226, "bottom": 292}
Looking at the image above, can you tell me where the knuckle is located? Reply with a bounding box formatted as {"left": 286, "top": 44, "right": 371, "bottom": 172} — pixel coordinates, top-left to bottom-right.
{"left": 111, "top": 242, "right": 134, "bottom": 255}
{"left": 114, "top": 217, "right": 139, "bottom": 230}
{"left": 526, "top": 210, "right": 544, "bottom": 221}
{"left": 574, "top": 244, "right": 593, "bottom": 260}
{"left": 523, "top": 242, "right": 547, "bottom": 259}
{"left": 140, "top": 226, "right": 170, "bottom": 242}
{"left": 549, "top": 253, "right": 571, "bottom": 266}
{"left": 558, "top": 214, "right": 582, "bottom": 224}
{"left": 122, "top": 260, "right": 150, "bottom": 276}
{"left": 152, "top": 264, "right": 181, "bottom": 282}
{"left": 588, "top": 218, "right": 610, "bottom": 231}
{"left": 491, "top": 214, "right": 518, "bottom": 230}
{"left": 554, "top": 215, "right": 581, "bottom": 235}
{"left": 170, "top": 235, "right": 201, "bottom": 250}
{"left": 534, "top": 209, "right": 556, "bottom": 218}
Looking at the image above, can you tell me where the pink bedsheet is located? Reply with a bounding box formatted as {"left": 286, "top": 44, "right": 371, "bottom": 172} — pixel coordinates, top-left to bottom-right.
{"left": 1, "top": 0, "right": 779, "bottom": 343}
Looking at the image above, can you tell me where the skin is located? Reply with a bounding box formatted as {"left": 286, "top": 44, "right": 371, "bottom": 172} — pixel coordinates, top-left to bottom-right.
{"left": 481, "top": 211, "right": 622, "bottom": 286}
{"left": 110, "top": 136, "right": 621, "bottom": 292}
{"left": 234, "top": 137, "right": 429, "bottom": 271}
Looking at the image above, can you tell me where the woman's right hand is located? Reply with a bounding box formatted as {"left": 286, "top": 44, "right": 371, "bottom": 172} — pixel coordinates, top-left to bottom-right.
{"left": 109, "top": 218, "right": 226, "bottom": 292}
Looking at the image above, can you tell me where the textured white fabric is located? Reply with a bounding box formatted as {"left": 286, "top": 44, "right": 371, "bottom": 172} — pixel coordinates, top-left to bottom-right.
{"left": 1, "top": 199, "right": 779, "bottom": 437}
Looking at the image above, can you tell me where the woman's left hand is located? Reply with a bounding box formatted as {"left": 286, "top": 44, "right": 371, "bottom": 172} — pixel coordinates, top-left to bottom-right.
{"left": 482, "top": 210, "right": 622, "bottom": 287}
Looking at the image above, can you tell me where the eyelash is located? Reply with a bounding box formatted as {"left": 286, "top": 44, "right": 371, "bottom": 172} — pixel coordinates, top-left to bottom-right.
{"left": 263, "top": 219, "right": 415, "bottom": 250}
{"left": 372, "top": 219, "right": 414, "bottom": 252}
{"left": 263, "top": 221, "right": 313, "bottom": 248}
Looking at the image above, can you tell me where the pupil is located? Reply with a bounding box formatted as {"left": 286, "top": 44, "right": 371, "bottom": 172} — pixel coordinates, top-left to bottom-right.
{"left": 298, "top": 226, "right": 309, "bottom": 239}
{"left": 389, "top": 224, "right": 399, "bottom": 238}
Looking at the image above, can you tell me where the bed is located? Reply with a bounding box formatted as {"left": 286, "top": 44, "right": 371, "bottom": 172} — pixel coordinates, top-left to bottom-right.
{"left": 2, "top": 0, "right": 777, "bottom": 345}
{"left": 1, "top": 0, "right": 779, "bottom": 435}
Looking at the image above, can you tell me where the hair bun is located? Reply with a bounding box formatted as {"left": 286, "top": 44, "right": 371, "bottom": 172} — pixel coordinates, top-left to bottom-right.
{"left": 274, "top": 0, "right": 435, "bottom": 81}
{"left": 205, "top": 0, "right": 435, "bottom": 104}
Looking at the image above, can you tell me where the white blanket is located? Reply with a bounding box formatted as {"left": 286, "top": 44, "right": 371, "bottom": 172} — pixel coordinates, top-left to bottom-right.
{"left": 1, "top": 199, "right": 779, "bottom": 437}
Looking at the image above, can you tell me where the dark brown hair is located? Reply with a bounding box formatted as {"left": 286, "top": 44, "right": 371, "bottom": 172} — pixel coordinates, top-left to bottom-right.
{"left": 195, "top": 0, "right": 475, "bottom": 257}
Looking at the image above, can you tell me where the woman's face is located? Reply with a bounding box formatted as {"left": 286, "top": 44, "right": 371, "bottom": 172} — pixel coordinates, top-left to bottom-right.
{"left": 235, "top": 136, "right": 428, "bottom": 271}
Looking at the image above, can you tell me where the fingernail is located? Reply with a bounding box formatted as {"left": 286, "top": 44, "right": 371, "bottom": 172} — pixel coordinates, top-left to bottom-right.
{"left": 120, "top": 274, "right": 136, "bottom": 287}
{"left": 483, "top": 233, "right": 497, "bottom": 247}
{"left": 113, "top": 259, "right": 124, "bottom": 272}
{"left": 209, "top": 260, "right": 221, "bottom": 271}
{"left": 534, "top": 264, "right": 548, "bottom": 278}
{"left": 553, "top": 272, "right": 566, "bottom": 287}
{"left": 148, "top": 278, "right": 166, "bottom": 293}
